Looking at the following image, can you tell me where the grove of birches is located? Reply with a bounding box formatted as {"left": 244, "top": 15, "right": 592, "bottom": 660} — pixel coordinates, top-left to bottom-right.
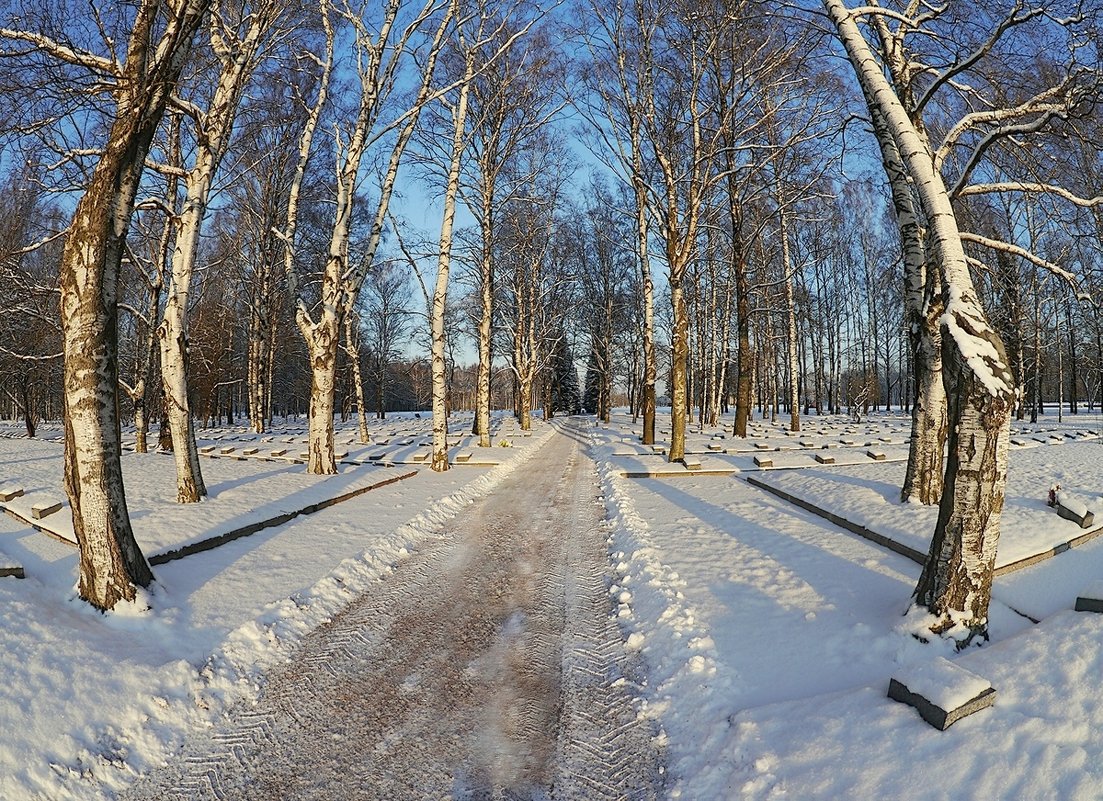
{"left": 0, "top": 0, "right": 1099, "bottom": 649}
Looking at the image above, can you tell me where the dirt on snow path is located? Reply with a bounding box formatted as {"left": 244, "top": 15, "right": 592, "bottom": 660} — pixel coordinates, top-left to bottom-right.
{"left": 123, "top": 422, "right": 663, "bottom": 800}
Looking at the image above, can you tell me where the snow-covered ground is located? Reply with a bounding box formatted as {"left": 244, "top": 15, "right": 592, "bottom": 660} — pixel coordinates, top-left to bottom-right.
{"left": 0, "top": 412, "right": 552, "bottom": 801}
{"left": 594, "top": 408, "right": 1103, "bottom": 800}
{"left": 7, "top": 405, "right": 1103, "bottom": 800}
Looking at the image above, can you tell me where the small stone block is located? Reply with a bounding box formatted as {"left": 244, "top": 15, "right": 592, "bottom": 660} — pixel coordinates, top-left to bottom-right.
{"left": 375, "top": 438, "right": 390, "bottom": 445}
{"left": 651, "top": 445, "right": 666, "bottom": 454}
{"left": 867, "top": 450, "right": 887, "bottom": 461}
{"left": 1075, "top": 580, "right": 1103, "bottom": 613}
{"left": 1011, "top": 438, "right": 1028, "bottom": 446}
{"left": 399, "top": 439, "right": 414, "bottom": 446}
{"left": 1056, "top": 494, "right": 1095, "bottom": 529}
{"left": 799, "top": 440, "right": 815, "bottom": 448}
{"left": 888, "top": 658, "right": 995, "bottom": 730}
{"left": 840, "top": 438, "right": 856, "bottom": 445}
{"left": 411, "top": 451, "right": 430, "bottom": 462}
{"left": 0, "top": 566, "right": 24, "bottom": 579}
{"left": 219, "top": 446, "right": 236, "bottom": 455}
{"left": 269, "top": 449, "right": 287, "bottom": 457}
{"left": 242, "top": 447, "right": 259, "bottom": 456}
{"left": 753, "top": 456, "right": 773, "bottom": 468}
{"left": 335, "top": 451, "right": 349, "bottom": 460}
{"left": 31, "top": 500, "right": 62, "bottom": 520}
{"left": 199, "top": 445, "right": 216, "bottom": 454}
{"left": 754, "top": 442, "right": 771, "bottom": 450}
{"left": 683, "top": 458, "right": 702, "bottom": 471}
{"left": 815, "top": 453, "right": 835, "bottom": 464}
{"left": 299, "top": 451, "right": 310, "bottom": 460}
{"left": 879, "top": 436, "right": 893, "bottom": 443}
{"left": 455, "top": 451, "right": 473, "bottom": 463}
{"left": 708, "top": 443, "right": 723, "bottom": 451}
{"left": 0, "top": 487, "right": 25, "bottom": 502}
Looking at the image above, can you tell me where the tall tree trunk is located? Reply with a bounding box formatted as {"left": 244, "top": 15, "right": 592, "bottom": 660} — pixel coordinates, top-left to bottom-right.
{"left": 635, "top": 180, "right": 657, "bottom": 445}
{"left": 430, "top": 52, "right": 473, "bottom": 472}
{"left": 60, "top": 0, "right": 211, "bottom": 610}
{"left": 345, "top": 307, "right": 370, "bottom": 444}
{"left": 826, "top": 0, "right": 1016, "bottom": 640}
{"left": 669, "top": 277, "right": 689, "bottom": 462}
{"left": 473, "top": 233, "right": 493, "bottom": 447}
{"left": 306, "top": 321, "right": 339, "bottom": 473}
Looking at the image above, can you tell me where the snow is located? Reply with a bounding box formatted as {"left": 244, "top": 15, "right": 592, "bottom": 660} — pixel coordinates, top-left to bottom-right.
{"left": 593, "top": 409, "right": 1103, "bottom": 800}
{"left": 0, "top": 412, "right": 552, "bottom": 801}
{"left": 7, "top": 405, "right": 1103, "bottom": 800}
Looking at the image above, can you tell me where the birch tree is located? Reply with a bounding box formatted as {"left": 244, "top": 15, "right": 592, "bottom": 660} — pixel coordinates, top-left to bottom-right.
{"left": 1, "top": 0, "right": 213, "bottom": 609}
{"left": 823, "top": 0, "right": 1054, "bottom": 640}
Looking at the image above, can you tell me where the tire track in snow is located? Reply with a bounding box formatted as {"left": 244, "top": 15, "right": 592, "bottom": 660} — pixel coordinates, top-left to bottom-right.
{"left": 122, "top": 421, "right": 662, "bottom": 801}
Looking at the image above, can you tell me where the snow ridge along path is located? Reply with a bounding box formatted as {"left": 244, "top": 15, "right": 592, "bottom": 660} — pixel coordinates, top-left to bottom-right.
{"left": 122, "top": 420, "right": 663, "bottom": 800}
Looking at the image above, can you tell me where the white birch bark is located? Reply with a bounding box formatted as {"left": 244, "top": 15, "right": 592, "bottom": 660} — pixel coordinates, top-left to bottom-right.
{"left": 825, "top": 0, "right": 1016, "bottom": 640}
{"left": 431, "top": 48, "right": 474, "bottom": 471}
{"left": 55, "top": 0, "right": 212, "bottom": 609}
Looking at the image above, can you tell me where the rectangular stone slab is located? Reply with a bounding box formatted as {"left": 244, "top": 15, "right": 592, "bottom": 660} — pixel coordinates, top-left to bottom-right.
{"left": 31, "top": 501, "right": 62, "bottom": 520}
{"left": 888, "top": 657, "right": 995, "bottom": 730}
{"left": 867, "top": 450, "right": 886, "bottom": 461}
{"left": 0, "top": 487, "right": 24, "bottom": 502}
{"left": 815, "top": 454, "right": 835, "bottom": 464}
{"left": 683, "top": 458, "right": 702, "bottom": 471}
{"left": 753, "top": 456, "right": 773, "bottom": 468}
{"left": 888, "top": 679, "right": 995, "bottom": 730}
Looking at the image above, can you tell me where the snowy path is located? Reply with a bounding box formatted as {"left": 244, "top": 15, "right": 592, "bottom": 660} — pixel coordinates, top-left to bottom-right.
{"left": 122, "top": 422, "right": 662, "bottom": 800}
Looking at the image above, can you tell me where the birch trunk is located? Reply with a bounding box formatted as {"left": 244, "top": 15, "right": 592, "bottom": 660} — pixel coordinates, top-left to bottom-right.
{"left": 345, "top": 308, "right": 370, "bottom": 444}
{"left": 473, "top": 219, "right": 493, "bottom": 447}
{"left": 59, "top": 0, "right": 211, "bottom": 610}
{"left": 306, "top": 322, "right": 339, "bottom": 472}
{"left": 430, "top": 55, "right": 474, "bottom": 472}
{"left": 637, "top": 184, "right": 657, "bottom": 446}
{"left": 158, "top": 170, "right": 210, "bottom": 502}
{"left": 824, "top": 0, "right": 1016, "bottom": 639}
{"left": 669, "top": 277, "right": 689, "bottom": 462}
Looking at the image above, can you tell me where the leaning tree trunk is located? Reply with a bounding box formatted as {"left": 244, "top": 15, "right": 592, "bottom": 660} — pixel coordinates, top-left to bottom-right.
{"left": 824, "top": 0, "right": 1016, "bottom": 641}
{"left": 902, "top": 265, "right": 948, "bottom": 503}
{"left": 58, "top": 0, "right": 211, "bottom": 610}
{"left": 159, "top": 198, "right": 207, "bottom": 502}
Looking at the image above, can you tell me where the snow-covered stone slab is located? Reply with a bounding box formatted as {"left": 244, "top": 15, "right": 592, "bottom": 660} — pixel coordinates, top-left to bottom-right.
{"left": 754, "top": 442, "right": 772, "bottom": 451}
{"left": 219, "top": 446, "right": 235, "bottom": 455}
{"left": 1074, "top": 580, "right": 1103, "bottom": 613}
{"left": 298, "top": 451, "right": 310, "bottom": 460}
{"left": 888, "top": 657, "right": 995, "bottom": 730}
{"left": 1056, "top": 491, "right": 1095, "bottom": 529}
{"left": 455, "top": 451, "right": 473, "bottom": 463}
{"left": 1011, "top": 438, "right": 1028, "bottom": 447}
{"left": 411, "top": 451, "right": 429, "bottom": 463}
{"left": 840, "top": 438, "right": 856, "bottom": 445}
{"left": 650, "top": 445, "right": 666, "bottom": 455}
{"left": 242, "top": 447, "right": 259, "bottom": 456}
{"left": 399, "top": 439, "right": 414, "bottom": 446}
{"left": 0, "top": 486, "right": 24, "bottom": 502}
{"left": 683, "top": 457, "right": 702, "bottom": 471}
{"left": 815, "top": 453, "right": 835, "bottom": 465}
{"left": 335, "top": 451, "right": 349, "bottom": 460}
{"left": 753, "top": 455, "right": 773, "bottom": 468}
{"left": 0, "top": 550, "right": 24, "bottom": 579}
{"left": 199, "top": 445, "right": 216, "bottom": 454}
{"left": 878, "top": 436, "right": 893, "bottom": 443}
{"left": 799, "top": 440, "right": 815, "bottom": 448}
{"left": 707, "top": 442, "right": 723, "bottom": 452}
{"left": 31, "top": 500, "right": 62, "bottom": 520}
{"left": 867, "top": 450, "right": 886, "bottom": 461}
{"left": 269, "top": 449, "right": 287, "bottom": 457}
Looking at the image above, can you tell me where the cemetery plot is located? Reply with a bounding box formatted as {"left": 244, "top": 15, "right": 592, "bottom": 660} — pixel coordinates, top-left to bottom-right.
{"left": 748, "top": 440, "right": 1103, "bottom": 573}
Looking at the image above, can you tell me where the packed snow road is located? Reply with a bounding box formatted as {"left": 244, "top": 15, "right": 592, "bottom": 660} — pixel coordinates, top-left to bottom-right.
{"left": 123, "top": 421, "right": 663, "bottom": 800}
